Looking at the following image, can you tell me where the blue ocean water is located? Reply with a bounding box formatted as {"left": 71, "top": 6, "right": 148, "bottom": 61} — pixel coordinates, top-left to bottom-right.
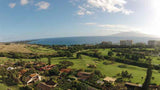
{"left": 28, "top": 36, "right": 157, "bottom": 45}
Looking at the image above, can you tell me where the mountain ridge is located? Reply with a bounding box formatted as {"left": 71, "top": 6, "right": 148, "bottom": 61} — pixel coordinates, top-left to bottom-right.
{"left": 108, "top": 31, "right": 157, "bottom": 38}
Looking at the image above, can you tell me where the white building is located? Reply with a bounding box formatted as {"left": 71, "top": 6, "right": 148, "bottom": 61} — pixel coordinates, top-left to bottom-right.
{"left": 27, "top": 73, "right": 41, "bottom": 85}
{"left": 7, "top": 67, "right": 15, "bottom": 70}
{"left": 148, "top": 40, "right": 160, "bottom": 46}
{"left": 120, "top": 40, "right": 133, "bottom": 46}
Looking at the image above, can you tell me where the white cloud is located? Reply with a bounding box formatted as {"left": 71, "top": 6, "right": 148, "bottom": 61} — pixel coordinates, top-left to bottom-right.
{"left": 85, "top": 22, "right": 97, "bottom": 25}
{"left": 35, "top": 1, "right": 50, "bottom": 10}
{"left": 69, "top": 0, "right": 80, "bottom": 5}
{"left": 77, "top": 6, "right": 94, "bottom": 15}
{"left": 85, "top": 23, "right": 141, "bottom": 32}
{"left": 99, "top": 24, "right": 128, "bottom": 28}
{"left": 9, "top": 3, "right": 16, "bottom": 8}
{"left": 71, "top": 0, "right": 133, "bottom": 15}
{"left": 21, "top": 0, "right": 29, "bottom": 5}
{"left": 99, "top": 24, "right": 140, "bottom": 31}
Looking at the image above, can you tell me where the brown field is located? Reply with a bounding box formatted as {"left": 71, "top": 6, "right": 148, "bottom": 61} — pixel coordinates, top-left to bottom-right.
{"left": 0, "top": 43, "right": 56, "bottom": 55}
{"left": 0, "top": 43, "right": 32, "bottom": 53}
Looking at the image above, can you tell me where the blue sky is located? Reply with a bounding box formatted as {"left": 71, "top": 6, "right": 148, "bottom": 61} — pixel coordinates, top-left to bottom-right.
{"left": 0, "top": 0, "right": 159, "bottom": 41}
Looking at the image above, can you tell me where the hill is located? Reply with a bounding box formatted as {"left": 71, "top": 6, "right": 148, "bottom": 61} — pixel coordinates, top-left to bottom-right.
{"left": 109, "top": 31, "right": 157, "bottom": 38}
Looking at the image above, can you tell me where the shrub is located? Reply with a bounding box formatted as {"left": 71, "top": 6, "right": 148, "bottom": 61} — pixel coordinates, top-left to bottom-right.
{"left": 118, "top": 65, "right": 127, "bottom": 68}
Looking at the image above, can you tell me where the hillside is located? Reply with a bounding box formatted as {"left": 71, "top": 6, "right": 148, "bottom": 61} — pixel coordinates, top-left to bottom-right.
{"left": 109, "top": 31, "right": 155, "bottom": 37}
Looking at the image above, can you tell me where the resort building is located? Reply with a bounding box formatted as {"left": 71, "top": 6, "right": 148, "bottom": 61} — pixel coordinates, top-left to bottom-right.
{"left": 148, "top": 40, "right": 157, "bottom": 46}
{"left": 100, "top": 41, "right": 112, "bottom": 45}
{"left": 120, "top": 40, "right": 133, "bottom": 46}
{"left": 148, "top": 40, "right": 160, "bottom": 46}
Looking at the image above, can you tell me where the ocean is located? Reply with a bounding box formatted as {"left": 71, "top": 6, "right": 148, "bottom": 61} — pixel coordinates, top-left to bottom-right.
{"left": 28, "top": 36, "right": 157, "bottom": 45}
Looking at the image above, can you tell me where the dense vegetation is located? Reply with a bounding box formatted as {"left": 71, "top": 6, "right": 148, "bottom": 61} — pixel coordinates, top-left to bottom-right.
{"left": 0, "top": 43, "right": 160, "bottom": 90}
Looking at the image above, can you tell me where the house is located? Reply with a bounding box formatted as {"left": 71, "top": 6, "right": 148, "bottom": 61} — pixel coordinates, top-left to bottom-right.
{"left": 60, "top": 68, "right": 71, "bottom": 73}
{"left": 35, "top": 62, "right": 46, "bottom": 67}
{"left": 87, "top": 64, "right": 96, "bottom": 68}
{"left": 18, "top": 69, "right": 28, "bottom": 78}
{"left": 149, "top": 85, "right": 160, "bottom": 90}
{"left": 103, "top": 77, "right": 116, "bottom": 83}
{"left": 7, "top": 67, "right": 15, "bottom": 70}
{"left": 37, "top": 80, "right": 57, "bottom": 90}
{"left": 125, "top": 82, "right": 160, "bottom": 90}
{"left": 77, "top": 72, "right": 92, "bottom": 80}
{"left": 27, "top": 73, "right": 41, "bottom": 85}
{"left": 29, "top": 61, "right": 34, "bottom": 65}
{"left": 20, "top": 69, "right": 27, "bottom": 74}
{"left": 96, "top": 80, "right": 104, "bottom": 85}
{"left": 40, "top": 65, "right": 56, "bottom": 71}
{"left": 16, "top": 66, "right": 23, "bottom": 69}
{"left": 125, "top": 82, "right": 142, "bottom": 90}
{"left": 0, "top": 64, "right": 7, "bottom": 68}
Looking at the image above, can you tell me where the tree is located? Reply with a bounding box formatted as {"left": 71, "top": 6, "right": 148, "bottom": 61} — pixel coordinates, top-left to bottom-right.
{"left": 94, "top": 70, "right": 103, "bottom": 78}
{"left": 65, "top": 51, "right": 73, "bottom": 57}
{"left": 49, "top": 67, "right": 60, "bottom": 76}
{"left": 116, "top": 70, "right": 133, "bottom": 81}
{"left": 19, "top": 86, "right": 32, "bottom": 90}
{"left": 48, "top": 56, "right": 51, "bottom": 65}
{"left": 76, "top": 53, "right": 82, "bottom": 59}
{"left": 108, "top": 51, "right": 113, "bottom": 57}
{"left": 103, "top": 81, "right": 113, "bottom": 88}
{"left": 59, "top": 61, "right": 74, "bottom": 68}
{"left": 142, "top": 58, "right": 152, "bottom": 90}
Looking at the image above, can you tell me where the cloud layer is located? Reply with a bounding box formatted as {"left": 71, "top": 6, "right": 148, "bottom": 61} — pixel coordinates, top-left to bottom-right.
{"left": 85, "top": 23, "right": 141, "bottom": 32}
{"left": 71, "top": 0, "right": 133, "bottom": 15}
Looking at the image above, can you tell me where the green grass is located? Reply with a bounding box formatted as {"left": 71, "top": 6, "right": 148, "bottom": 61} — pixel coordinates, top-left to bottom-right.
{"left": 27, "top": 46, "right": 56, "bottom": 55}
{"left": 47, "top": 55, "right": 160, "bottom": 84}
{"left": 1, "top": 54, "right": 160, "bottom": 85}
{"left": 151, "top": 56, "right": 160, "bottom": 65}
{"left": 0, "top": 83, "right": 18, "bottom": 90}
{"left": 97, "top": 49, "right": 110, "bottom": 56}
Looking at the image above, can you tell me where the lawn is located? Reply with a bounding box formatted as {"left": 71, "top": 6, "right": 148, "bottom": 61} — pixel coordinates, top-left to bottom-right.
{"left": 97, "top": 49, "right": 111, "bottom": 56}
{"left": 151, "top": 56, "right": 160, "bottom": 65}
{"left": 41, "top": 55, "right": 160, "bottom": 85}
{"left": 1, "top": 54, "right": 160, "bottom": 85}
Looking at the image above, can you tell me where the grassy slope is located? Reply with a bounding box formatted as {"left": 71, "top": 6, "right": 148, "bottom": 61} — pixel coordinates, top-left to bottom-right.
{"left": 0, "top": 44, "right": 32, "bottom": 53}
{"left": 27, "top": 45, "right": 56, "bottom": 55}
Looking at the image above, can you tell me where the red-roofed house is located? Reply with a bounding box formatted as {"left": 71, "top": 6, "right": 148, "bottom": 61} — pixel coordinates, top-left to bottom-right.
{"left": 40, "top": 65, "right": 56, "bottom": 71}
{"left": 60, "top": 68, "right": 71, "bottom": 73}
